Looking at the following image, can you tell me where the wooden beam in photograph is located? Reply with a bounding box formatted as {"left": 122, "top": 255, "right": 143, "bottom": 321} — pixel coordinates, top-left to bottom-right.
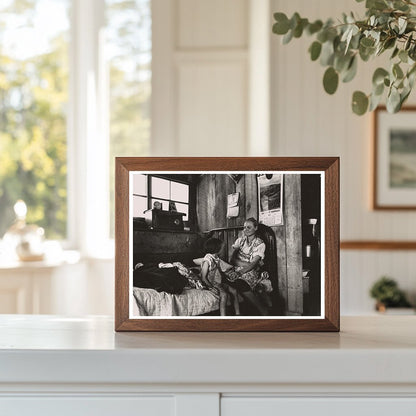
{"left": 284, "top": 174, "right": 303, "bottom": 316}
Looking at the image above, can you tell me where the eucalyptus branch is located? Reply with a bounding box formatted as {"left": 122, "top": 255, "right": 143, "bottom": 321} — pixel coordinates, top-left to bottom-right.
{"left": 272, "top": 0, "right": 416, "bottom": 114}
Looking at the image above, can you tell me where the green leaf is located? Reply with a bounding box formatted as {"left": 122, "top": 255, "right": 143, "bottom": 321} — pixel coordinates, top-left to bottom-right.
{"left": 393, "top": 63, "right": 404, "bottom": 79}
{"left": 391, "top": 47, "right": 399, "bottom": 59}
{"left": 344, "top": 25, "right": 359, "bottom": 53}
{"left": 307, "top": 20, "right": 323, "bottom": 35}
{"left": 360, "top": 37, "right": 375, "bottom": 48}
{"left": 386, "top": 87, "right": 401, "bottom": 112}
{"left": 372, "top": 68, "right": 389, "bottom": 86}
{"left": 352, "top": 91, "right": 369, "bottom": 115}
{"left": 334, "top": 52, "right": 348, "bottom": 72}
{"left": 293, "top": 18, "right": 309, "bottom": 38}
{"left": 408, "top": 63, "right": 416, "bottom": 78}
{"left": 405, "top": 34, "right": 413, "bottom": 51}
{"left": 383, "top": 37, "right": 396, "bottom": 50}
{"left": 366, "top": 0, "right": 388, "bottom": 10}
{"left": 409, "top": 45, "right": 416, "bottom": 61}
{"left": 393, "top": 0, "right": 410, "bottom": 11}
{"left": 399, "top": 49, "right": 408, "bottom": 63}
{"left": 400, "top": 87, "right": 411, "bottom": 106}
{"left": 408, "top": 71, "right": 416, "bottom": 89}
{"left": 290, "top": 13, "right": 301, "bottom": 30}
{"left": 282, "top": 29, "right": 293, "bottom": 44}
{"left": 359, "top": 44, "right": 375, "bottom": 61}
{"left": 323, "top": 67, "right": 339, "bottom": 94}
{"left": 374, "top": 82, "right": 385, "bottom": 96}
{"left": 398, "top": 17, "right": 407, "bottom": 34}
{"left": 273, "top": 13, "right": 290, "bottom": 35}
{"left": 350, "top": 32, "right": 361, "bottom": 49}
{"left": 317, "top": 28, "right": 330, "bottom": 43}
{"left": 342, "top": 56, "right": 358, "bottom": 83}
{"left": 369, "top": 92, "right": 383, "bottom": 111}
{"left": 309, "top": 41, "right": 322, "bottom": 61}
{"left": 320, "top": 40, "right": 335, "bottom": 66}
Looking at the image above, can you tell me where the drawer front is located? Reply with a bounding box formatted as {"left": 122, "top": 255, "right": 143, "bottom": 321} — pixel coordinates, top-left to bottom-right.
{"left": 1, "top": 396, "right": 174, "bottom": 416}
{"left": 222, "top": 397, "right": 416, "bottom": 416}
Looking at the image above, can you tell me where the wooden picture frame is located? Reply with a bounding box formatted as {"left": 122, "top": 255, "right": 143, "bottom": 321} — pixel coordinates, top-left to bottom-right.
{"left": 373, "top": 106, "right": 416, "bottom": 210}
{"left": 115, "top": 157, "right": 339, "bottom": 332}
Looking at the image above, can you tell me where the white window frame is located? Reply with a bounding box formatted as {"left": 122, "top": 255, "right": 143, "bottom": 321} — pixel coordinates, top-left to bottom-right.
{"left": 68, "top": 0, "right": 111, "bottom": 258}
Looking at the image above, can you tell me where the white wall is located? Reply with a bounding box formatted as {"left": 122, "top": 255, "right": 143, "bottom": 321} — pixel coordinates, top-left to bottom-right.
{"left": 271, "top": 0, "right": 416, "bottom": 313}
{"left": 152, "top": 0, "right": 251, "bottom": 156}
{"left": 82, "top": 0, "right": 416, "bottom": 316}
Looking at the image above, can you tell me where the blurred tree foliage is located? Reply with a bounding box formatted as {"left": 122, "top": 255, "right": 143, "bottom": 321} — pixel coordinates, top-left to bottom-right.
{"left": 0, "top": 1, "right": 68, "bottom": 238}
{"left": 0, "top": 0, "right": 151, "bottom": 239}
{"left": 107, "top": 0, "right": 151, "bottom": 237}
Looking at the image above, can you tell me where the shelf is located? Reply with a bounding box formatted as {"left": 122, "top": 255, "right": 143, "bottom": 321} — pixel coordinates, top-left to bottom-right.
{"left": 341, "top": 241, "right": 416, "bottom": 250}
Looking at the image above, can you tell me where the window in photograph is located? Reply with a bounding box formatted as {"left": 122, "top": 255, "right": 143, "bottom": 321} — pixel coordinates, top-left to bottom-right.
{"left": 133, "top": 175, "right": 190, "bottom": 220}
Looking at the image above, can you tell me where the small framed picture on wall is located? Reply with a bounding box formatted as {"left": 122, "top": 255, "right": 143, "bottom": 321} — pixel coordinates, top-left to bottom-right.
{"left": 374, "top": 106, "right": 416, "bottom": 209}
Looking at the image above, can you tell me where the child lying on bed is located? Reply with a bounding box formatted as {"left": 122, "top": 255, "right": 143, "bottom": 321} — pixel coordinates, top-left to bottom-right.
{"left": 195, "top": 238, "right": 241, "bottom": 316}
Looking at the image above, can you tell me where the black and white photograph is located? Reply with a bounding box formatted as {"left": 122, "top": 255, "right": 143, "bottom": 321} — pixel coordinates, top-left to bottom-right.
{"left": 129, "top": 172, "right": 324, "bottom": 318}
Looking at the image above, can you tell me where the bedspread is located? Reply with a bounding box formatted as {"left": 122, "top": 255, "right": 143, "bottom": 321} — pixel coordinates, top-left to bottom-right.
{"left": 132, "top": 287, "right": 219, "bottom": 316}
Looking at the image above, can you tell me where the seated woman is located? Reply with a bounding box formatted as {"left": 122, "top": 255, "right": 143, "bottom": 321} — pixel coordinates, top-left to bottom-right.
{"left": 226, "top": 217, "right": 269, "bottom": 316}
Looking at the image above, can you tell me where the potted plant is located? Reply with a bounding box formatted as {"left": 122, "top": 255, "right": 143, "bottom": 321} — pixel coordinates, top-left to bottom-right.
{"left": 369, "top": 276, "right": 413, "bottom": 312}
{"left": 272, "top": 0, "right": 416, "bottom": 115}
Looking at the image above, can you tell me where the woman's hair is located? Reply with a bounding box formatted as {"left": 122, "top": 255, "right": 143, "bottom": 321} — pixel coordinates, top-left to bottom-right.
{"left": 245, "top": 217, "right": 259, "bottom": 228}
{"left": 204, "top": 237, "right": 223, "bottom": 254}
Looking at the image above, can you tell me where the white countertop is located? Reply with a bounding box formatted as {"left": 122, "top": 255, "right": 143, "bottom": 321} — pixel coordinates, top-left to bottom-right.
{"left": 0, "top": 315, "right": 415, "bottom": 388}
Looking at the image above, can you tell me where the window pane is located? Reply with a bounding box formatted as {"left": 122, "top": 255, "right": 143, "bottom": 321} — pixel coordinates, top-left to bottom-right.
{"left": 133, "top": 195, "right": 147, "bottom": 217}
{"left": 132, "top": 174, "right": 147, "bottom": 196}
{"left": 151, "top": 177, "right": 170, "bottom": 200}
{"left": 171, "top": 182, "right": 189, "bottom": 203}
{"left": 0, "top": 0, "right": 70, "bottom": 239}
{"left": 107, "top": 0, "right": 151, "bottom": 237}
{"left": 176, "top": 203, "right": 189, "bottom": 221}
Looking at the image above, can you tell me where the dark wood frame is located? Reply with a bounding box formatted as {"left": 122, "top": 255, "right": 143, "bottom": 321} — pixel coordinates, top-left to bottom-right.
{"left": 373, "top": 106, "right": 416, "bottom": 210}
{"left": 115, "top": 157, "right": 340, "bottom": 332}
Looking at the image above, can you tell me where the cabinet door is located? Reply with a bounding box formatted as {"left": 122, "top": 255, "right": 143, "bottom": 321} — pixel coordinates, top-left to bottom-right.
{"left": 1, "top": 396, "right": 175, "bottom": 416}
{"left": 222, "top": 397, "right": 416, "bottom": 416}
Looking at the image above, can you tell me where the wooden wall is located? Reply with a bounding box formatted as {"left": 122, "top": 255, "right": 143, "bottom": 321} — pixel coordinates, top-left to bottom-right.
{"left": 133, "top": 230, "right": 200, "bottom": 266}
{"left": 196, "top": 174, "right": 304, "bottom": 315}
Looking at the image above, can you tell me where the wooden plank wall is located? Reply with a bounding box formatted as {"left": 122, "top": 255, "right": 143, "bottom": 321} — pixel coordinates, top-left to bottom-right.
{"left": 197, "top": 174, "right": 303, "bottom": 315}
{"left": 133, "top": 230, "right": 200, "bottom": 266}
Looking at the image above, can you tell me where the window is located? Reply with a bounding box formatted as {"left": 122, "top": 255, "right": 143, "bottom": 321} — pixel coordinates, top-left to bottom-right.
{"left": 0, "top": 0, "right": 151, "bottom": 255}
{"left": 0, "top": 0, "right": 70, "bottom": 239}
{"left": 133, "top": 175, "right": 190, "bottom": 220}
{"left": 106, "top": 0, "right": 151, "bottom": 237}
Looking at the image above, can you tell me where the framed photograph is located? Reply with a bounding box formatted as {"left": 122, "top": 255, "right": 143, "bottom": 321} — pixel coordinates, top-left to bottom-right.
{"left": 115, "top": 157, "right": 339, "bottom": 332}
{"left": 374, "top": 106, "right": 416, "bottom": 210}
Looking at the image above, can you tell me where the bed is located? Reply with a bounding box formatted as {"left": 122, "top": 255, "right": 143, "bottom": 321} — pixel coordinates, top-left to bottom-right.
{"left": 131, "top": 225, "right": 278, "bottom": 317}
{"left": 132, "top": 287, "right": 219, "bottom": 316}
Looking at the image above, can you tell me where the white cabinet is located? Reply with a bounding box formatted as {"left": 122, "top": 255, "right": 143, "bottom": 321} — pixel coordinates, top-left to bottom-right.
{"left": 222, "top": 398, "right": 416, "bottom": 416}
{"left": 1, "top": 316, "right": 416, "bottom": 415}
{"left": 1, "top": 396, "right": 175, "bottom": 416}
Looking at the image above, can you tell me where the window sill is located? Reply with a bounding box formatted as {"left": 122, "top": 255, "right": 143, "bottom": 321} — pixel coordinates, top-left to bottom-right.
{"left": 0, "top": 250, "right": 81, "bottom": 271}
